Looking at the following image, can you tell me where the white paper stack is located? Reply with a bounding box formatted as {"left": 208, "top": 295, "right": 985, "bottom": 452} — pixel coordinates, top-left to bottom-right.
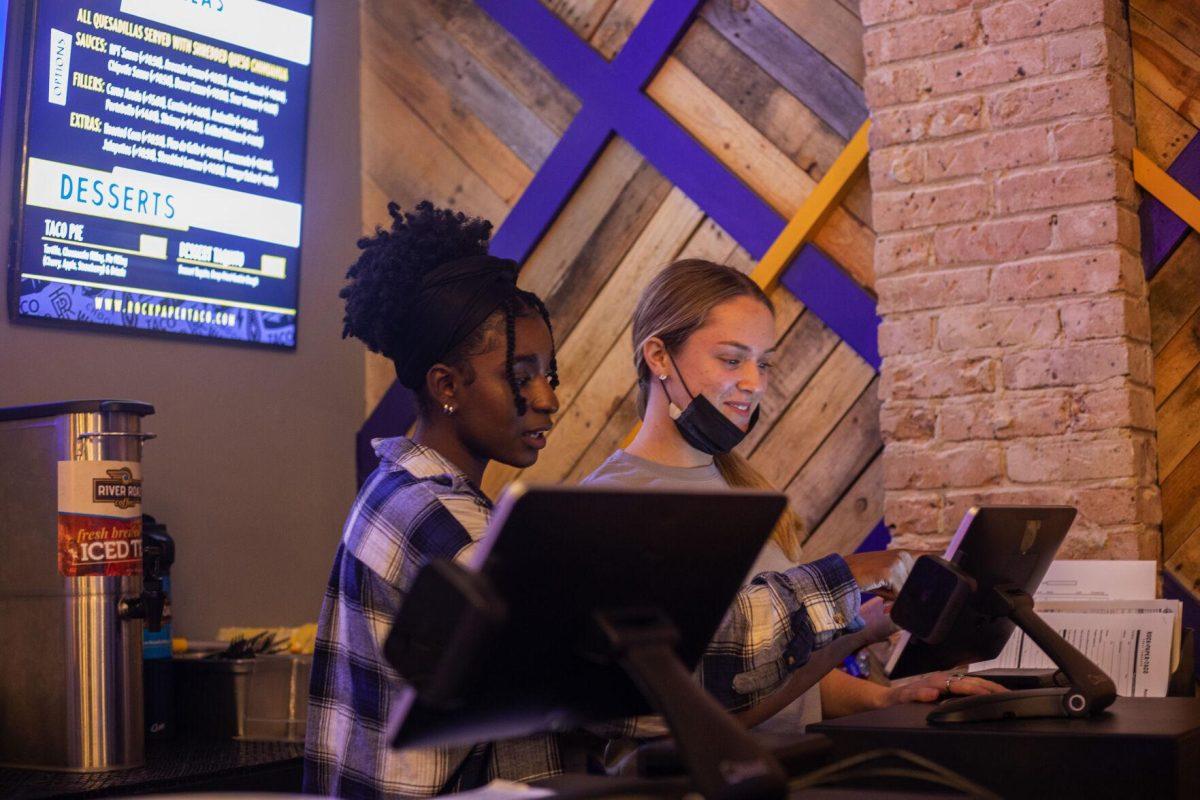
{"left": 971, "top": 560, "right": 1182, "bottom": 697}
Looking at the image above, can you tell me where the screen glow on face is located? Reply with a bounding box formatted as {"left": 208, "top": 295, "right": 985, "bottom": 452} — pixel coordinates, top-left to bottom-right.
{"left": 10, "top": 0, "right": 314, "bottom": 348}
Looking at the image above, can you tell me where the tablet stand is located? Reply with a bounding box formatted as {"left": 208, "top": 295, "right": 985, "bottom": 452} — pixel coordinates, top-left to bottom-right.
{"left": 594, "top": 608, "right": 788, "bottom": 800}
{"left": 928, "top": 585, "right": 1117, "bottom": 723}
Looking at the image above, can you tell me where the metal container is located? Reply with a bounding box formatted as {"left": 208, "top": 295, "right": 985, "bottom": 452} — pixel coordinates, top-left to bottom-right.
{"left": 173, "top": 653, "right": 310, "bottom": 742}
{"left": 0, "top": 400, "right": 155, "bottom": 771}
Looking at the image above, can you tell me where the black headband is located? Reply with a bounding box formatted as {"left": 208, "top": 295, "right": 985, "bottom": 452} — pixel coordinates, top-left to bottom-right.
{"left": 393, "top": 254, "right": 521, "bottom": 390}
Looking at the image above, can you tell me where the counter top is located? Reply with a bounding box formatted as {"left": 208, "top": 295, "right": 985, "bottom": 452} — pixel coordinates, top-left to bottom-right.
{"left": 0, "top": 739, "right": 303, "bottom": 799}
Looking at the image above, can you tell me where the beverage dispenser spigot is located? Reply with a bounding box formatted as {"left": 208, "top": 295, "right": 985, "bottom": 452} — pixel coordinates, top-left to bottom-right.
{"left": 120, "top": 526, "right": 174, "bottom": 632}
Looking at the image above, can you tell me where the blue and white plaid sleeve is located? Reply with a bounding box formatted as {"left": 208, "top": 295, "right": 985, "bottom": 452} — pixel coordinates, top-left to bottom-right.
{"left": 697, "top": 553, "right": 862, "bottom": 713}
{"left": 305, "top": 440, "right": 574, "bottom": 798}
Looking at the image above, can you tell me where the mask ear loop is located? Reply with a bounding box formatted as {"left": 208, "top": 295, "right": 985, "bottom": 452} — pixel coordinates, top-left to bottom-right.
{"left": 662, "top": 351, "right": 697, "bottom": 401}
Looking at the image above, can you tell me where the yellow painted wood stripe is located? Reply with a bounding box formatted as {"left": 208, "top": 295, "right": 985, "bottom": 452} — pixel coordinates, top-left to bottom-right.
{"left": 620, "top": 120, "right": 871, "bottom": 448}
{"left": 749, "top": 119, "right": 871, "bottom": 293}
{"left": 1134, "top": 147, "right": 1200, "bottom": 235}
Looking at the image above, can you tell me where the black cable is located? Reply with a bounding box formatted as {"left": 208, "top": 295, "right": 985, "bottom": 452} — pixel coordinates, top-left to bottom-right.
{"left": 788, "top": 748, "right": 1002, "bottom": 799}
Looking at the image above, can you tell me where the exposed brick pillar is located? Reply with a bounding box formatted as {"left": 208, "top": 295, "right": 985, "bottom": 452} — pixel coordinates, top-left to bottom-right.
{"left": 862, "top": 0, "right": 1161, "bottom": 559}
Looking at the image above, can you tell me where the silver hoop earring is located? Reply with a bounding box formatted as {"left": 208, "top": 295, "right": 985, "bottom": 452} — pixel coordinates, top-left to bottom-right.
{"left": 442, "top": 403, "right": 456, "bottom": 416}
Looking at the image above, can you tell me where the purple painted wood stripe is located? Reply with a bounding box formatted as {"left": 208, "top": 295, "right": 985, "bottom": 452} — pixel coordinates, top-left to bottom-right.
{"left": 781, "top": 244, "right": 881, "bottom": 369}
{"left": 611, "top": 0, "right": 701, "bottom": 87}
{"left": 1142, "top": 134, "right": 1200, "bottom": 279}
{"left": 490, "top": 109, "right": 612, "bottom": 262}
{"left": 855, "top": 519, "right": 892, "bottom": 553}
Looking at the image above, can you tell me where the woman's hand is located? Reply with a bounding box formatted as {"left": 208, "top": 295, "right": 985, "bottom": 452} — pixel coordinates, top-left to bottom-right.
{"left": 882, "top": 671, "right": 1009, "bottom": 706}
{"left": 859, "top": 596, "right": 898, "bottom": 644}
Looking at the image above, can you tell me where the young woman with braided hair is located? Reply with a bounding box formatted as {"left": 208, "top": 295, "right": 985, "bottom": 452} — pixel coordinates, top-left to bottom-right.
{"left": 305, "top": 202, "right": 578, "bottom": 798}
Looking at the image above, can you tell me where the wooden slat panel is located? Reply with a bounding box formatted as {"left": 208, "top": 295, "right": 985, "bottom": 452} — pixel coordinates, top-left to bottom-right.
{"left": 545, "top": 187, "right": 704, "bottom": 410}
{"left": 835, "top": 0, "right": 861, "bottom": 20}
{"left": 361, "top": 19, "right": 532, "bottom": 204}
{"left": 647, "top": 59, "right": 813, "bottom": 214}
{"left": 1156, "top": 360, "right": 1200, "bottom": 478}
{"left": 592, "top": 0, "right": 653, "bottom": 60}
{"left": 361, "top": 174, "right": 392, "bottom": 234}
{"left": 1162, "top": 438, "right": 1200, "bottom": 558}
{"left": 360, "top": 66, "right": 509, "bottom": 226}
{"left": 748, "top": 342, "right": 876, "bottom": 488}
{"left": 544, "top": 161, "right": 673, "bottom": 342}
{"left": 1132, "top": 9, "right": 1200, "bottom": 131}
{"left": 430, "top": 0, "right": 580, "bottom": 134}
{"left": 842, "top": 170, "right": 874, "bottom": 231}
{"left": 759, "top": 0, "right": 865, "bottom": 84}
{"left": 567, "top": 385, "right": 641, "bottom": 481}
{"left": 648, "top": 58, "right": 875, "bottom": 288}
{"left": 1166, "top": 523, "right": 1200, "bottom": 595}
{"left": 1138, "top": 0, "right": 1200, "bottom": 596}
{"left": 518, "top": 138, "right": 645, "bottom": 301}
{"left": 701, "top": 0, "right": 868, "bottom": 139}
{"left": 672, "top": 19, "right": 873, "bottom": 228}
{"left": 675, "top": 20, "right": 843, "bottom": 177}
{"left": 367, "top": 0, "right": 561, "bottom": 168}
{"left": 1154, "top": 305, "right": 1200, "bottom": 407}
{"left": 803, "top": 454, "right": 884, "bottom": 560}
{"left": 785, "top": 377, "right": 882, "bottom": 536}
{"left": 1132, "top": 0, "right": 1200, "bottom": 57}
{"left": 1134, "top": 83, "right": 1197, "bottom": 171}
{"left": 1149, "top": 233, "right": 1200, "bottom": 353}
{"left": 540, "top": 0, "right": 617, "bottom": 39}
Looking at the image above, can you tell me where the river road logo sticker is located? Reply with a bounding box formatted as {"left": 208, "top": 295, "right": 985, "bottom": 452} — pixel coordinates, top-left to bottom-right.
{"left": 58, "top": 461, "right": 143, "bottom": 577}
{"left": 93, "top": 467, "right": 142, "bottom": 509}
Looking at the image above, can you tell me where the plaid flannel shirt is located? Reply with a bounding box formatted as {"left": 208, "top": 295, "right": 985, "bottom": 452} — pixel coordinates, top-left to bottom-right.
{"left": 696, "top": 553, "right": 862, "bottom": 714}
{"left": 304, "top": 438, "right": 580, "bottom": 799}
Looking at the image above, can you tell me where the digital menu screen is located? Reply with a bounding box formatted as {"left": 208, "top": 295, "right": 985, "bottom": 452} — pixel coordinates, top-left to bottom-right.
{"left": 1, "top": 2, "right": 9, "bottom": 108}
{"left": 9, "top": 0, "right": 313, "bottom": 347}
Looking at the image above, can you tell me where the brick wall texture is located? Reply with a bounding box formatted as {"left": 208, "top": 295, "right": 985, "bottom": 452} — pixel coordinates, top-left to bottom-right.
{"left": 862, "top": 0, "right": 1162, "bottom": 559}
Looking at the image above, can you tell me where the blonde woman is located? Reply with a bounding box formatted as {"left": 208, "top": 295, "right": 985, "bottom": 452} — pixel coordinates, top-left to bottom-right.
{"left": 584, "top": 259, "right": 1004, "bottom": 731}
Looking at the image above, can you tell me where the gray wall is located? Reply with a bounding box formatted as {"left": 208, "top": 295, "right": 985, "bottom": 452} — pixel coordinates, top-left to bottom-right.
{"left": 0, "top": 1, "right": 363, "bottom": 636}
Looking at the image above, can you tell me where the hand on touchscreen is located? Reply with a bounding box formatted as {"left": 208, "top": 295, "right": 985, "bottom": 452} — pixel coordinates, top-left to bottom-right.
{"left": 860, "top": 596, "right": 899, "bottom": 644}
{"left": 884, "top": 671, "right": 1009, "bottom": 705}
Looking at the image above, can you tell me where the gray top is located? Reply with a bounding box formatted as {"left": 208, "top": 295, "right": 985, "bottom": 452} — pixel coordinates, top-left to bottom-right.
{"left": 583, "top": 448, "right": 725, "bottom": 490}
{"left": 583, "top": 449, "right": 822, "bottom": 732}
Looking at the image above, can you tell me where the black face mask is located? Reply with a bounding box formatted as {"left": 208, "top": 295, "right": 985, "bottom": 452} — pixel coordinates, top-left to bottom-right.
{"left": 660, "top": 354, "right": 759, "bottom": 456}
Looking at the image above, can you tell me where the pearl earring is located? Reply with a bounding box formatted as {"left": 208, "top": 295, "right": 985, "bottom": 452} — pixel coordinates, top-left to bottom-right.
{"left": 442, "top": 403, "right": 456, "bottom": 415}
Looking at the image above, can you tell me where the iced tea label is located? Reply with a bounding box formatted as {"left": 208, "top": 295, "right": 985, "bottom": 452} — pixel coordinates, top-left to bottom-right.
{"left": 57, "top": 461, "right": 142, "bottom": 577}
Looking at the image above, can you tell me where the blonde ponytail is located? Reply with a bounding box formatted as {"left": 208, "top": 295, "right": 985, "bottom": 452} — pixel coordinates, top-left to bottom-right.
{"left": 714, "top": 452, "right": 804, "bottom": 563}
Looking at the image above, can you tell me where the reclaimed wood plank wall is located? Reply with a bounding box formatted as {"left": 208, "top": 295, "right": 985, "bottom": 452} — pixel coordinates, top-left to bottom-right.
{"left": 358, "top": 0, "right": 881, "bottom": 555}
{"left": 1134, "top": 0, "right": 1200, "bottom": 598}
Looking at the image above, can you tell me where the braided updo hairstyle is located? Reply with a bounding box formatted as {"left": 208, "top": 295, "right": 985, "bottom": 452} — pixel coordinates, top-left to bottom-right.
{"left": 341, "top": 201, "right": 558, "bottom": 414}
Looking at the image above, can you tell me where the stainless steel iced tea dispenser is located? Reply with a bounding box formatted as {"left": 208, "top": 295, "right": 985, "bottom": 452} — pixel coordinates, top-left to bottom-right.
{"left": 0, "top": 400, "right": 160, "bottom": 771}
